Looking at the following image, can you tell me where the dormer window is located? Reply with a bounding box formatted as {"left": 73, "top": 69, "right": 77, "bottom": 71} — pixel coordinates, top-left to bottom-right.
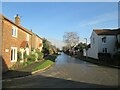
{"left": 102, "top": 37, "right": 106, "bottom": 43}
{"left": 12, "top": 26, "right": 18, "bottom": 37}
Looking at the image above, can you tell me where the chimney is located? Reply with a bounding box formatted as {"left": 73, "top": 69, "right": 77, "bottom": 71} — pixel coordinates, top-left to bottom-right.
{"left": 15, "top": 14, "right": 20, "bottom": 25}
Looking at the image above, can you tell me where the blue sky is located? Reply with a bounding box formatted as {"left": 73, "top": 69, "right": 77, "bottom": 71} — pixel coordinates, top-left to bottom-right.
{"left": 2, "top": 2, "right": 118, "bottom": 49}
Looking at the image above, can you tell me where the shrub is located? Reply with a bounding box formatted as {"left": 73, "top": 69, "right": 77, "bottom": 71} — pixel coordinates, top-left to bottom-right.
{"left": 27, "top": 53, "right": 37, "bottom": 61}
{"left": 98, "top": 53, "right": 111, "bottom": 60}
{"left": 36, "top": 48, "right": 40, "bottom": 52}
{"left": 42, "top": 48, "right": 49, "bottom": 55}
{"left": 31, "top": 48, "right": 35, "bottom": 52}
{"left": 49, "top": 48, "right": 54, "bottom": 55}
{"left": 23, "top": 52, "right": 28, "bottom": 59}
{"left": 36, "top": 52, "right": 44, "bottom": 60}
{"left": 17, "top": 52, "right": 22, "bottom": 61}
{"left": 23, "top": 60, "right": 32, "bottom": 66}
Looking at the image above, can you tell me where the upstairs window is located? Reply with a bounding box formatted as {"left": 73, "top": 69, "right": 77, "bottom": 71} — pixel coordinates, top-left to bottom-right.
{"left": 102, "top": 37, "right": 106, "bottom": 43}
{"left": 12, "top": 26, "right": 18, "bottom": 37}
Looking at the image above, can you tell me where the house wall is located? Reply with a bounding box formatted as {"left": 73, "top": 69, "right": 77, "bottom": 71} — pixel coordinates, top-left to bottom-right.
{"left": 2, "top": 19, "right": 31, "bottom": 69}
{"left": 31, "top": 33, "right": 36, "bottom": 50}
{"left": 118, "top": 35, "right": 120, "bottom": 43}
{"left": 31, "top": 33, "right": 43, "bottom": 52}
{"left": 87, "top": 31, "right": 99, "bottom": 59}
{"left": 0, "top": 16, "right": 3, "bottom": 72}
{"left": 36, "top": 36, "right": 43, "bottom": 52}
{"left": 98, "top": 35, "right": 117, "bottom": 56}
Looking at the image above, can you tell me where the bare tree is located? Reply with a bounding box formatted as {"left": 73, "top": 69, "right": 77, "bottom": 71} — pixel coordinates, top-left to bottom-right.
{"left": 63, "top": 32, "right": 79, "bottom": 48}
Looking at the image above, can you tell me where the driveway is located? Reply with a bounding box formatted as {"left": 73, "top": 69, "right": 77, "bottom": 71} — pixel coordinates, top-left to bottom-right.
{"left": 3, "top": 52, "right": 119, "bottom": 88}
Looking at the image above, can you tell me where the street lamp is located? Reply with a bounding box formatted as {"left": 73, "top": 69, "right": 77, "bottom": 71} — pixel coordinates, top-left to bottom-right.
{"left": 84, "top": 38, "right": 87, "bottom": 58}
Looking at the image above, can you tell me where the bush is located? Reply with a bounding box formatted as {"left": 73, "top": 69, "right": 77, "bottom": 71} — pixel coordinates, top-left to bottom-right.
{"left": 49, "top": 48, "right": 54, "bottom": 55}
{"left": 114, "top": 53, "right": 120, "bottom": 60}
{"left": 27, "top": 53, "right": 37, "bottom": 61}
{"left": 98, "top": 53, "right": 111, "bottom": 60}
{"left": 23, "top": 60, "right": 32, "bottom": 66}
{"left": 36, "top": 52, "right": 44, "bottom": 60}
{"left": 42, "top": 48, "right": 49, "bottom": 54}
{"left": 23, "top": 52, "right": 28, "bottom": 59}
{"left": 17, "top": 52, "right": 22, "bottom": 61}
{"left": 26, "top": 60, "right": 32, "bottom": 65}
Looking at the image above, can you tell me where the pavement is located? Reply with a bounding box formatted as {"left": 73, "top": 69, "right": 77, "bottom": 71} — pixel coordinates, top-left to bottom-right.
{"left": 2, "top": 53, "right": 120, "bottom": 88}
{"left": 2, "top": 60, "right": 45, "bottom": 80}
{"left": 73, "top": 54, "right": 120, "bottom": 69}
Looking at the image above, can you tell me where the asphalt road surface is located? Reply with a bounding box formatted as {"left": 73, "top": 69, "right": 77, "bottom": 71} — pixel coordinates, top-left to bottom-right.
{"left": 2, "top": 52, "right": 119, "bottom": 88}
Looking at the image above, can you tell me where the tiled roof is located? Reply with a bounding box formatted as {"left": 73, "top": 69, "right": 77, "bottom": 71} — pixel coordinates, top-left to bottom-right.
{"left": 93, "top": 28, "right": 120, "bottom": 35}
{"left": 1, "top": 14, "right": 32, "bottom": 35}
{"left": 20, "top": 41, "right": 29, "bottom": 48}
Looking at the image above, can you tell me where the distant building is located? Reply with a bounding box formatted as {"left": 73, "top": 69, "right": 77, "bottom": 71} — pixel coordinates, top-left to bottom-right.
{"left": 87, "top": 28, "right": 120, "bottom": 59}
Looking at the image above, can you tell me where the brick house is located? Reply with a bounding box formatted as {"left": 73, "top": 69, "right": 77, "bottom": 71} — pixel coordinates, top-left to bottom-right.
{"left": 1, "top": 14, "right": 32, "bottom": 72}
{"left": 31, "top": 31, "right": 43, "bottom": 52}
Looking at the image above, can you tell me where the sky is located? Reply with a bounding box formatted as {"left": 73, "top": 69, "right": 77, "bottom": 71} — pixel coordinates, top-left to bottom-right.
{"left": 2, "top": 2, "right": 118, "bottom": 49}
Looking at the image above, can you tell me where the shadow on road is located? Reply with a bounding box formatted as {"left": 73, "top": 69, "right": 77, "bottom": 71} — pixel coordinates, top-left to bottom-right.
{"left": 2, "top": 70, "right": 118, "bottom": 88}
{"left": 2, "top": 70, "right": 32, "bottom": 80}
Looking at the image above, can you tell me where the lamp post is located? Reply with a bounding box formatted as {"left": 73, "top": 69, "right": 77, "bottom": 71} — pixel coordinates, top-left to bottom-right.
{"left": 84, "top": 38, "right": 87, "bottom": 58}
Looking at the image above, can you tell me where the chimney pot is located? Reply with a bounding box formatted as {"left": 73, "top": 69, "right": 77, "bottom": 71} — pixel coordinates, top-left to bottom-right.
{"left": 15, "top": 14, "right": 20, "bottom": 25}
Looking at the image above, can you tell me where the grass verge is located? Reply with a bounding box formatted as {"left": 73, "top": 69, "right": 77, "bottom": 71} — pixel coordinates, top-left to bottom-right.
{"left": 32, "top": 60, "right": 54, "bottom": 71}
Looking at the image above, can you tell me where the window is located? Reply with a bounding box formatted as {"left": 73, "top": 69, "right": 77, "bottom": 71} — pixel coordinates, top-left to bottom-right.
{"left": 11, "top": 47, "right": 17, "bottom": 62}
{"left": 102, "top": 37, "right": 106, "bottom": 43}
{"left": 105, "top": 48, "right": 107, "bottom": 53}
{"left": 102, "top": 48, "right": 107, "bottom": 53}
{"left": 12, "top": 26, "right": 18, "bottom": 37}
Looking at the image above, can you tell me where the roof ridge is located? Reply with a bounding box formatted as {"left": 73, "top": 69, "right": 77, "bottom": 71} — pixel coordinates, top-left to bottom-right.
{"left": 93, "top": 28, "right": 120, "bottom": 35}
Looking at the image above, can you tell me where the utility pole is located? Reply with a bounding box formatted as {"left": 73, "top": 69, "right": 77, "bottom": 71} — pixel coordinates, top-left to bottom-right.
{"left": 84, "top": 38, "right": 87, "bottom": 58}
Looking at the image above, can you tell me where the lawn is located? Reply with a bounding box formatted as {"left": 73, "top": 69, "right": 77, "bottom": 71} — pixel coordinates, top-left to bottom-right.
{"left": 32, "top": 60, "right": 54, "bottom": 71}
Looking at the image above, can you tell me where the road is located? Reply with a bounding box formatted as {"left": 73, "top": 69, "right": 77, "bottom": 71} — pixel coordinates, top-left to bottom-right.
{"left": 3, "top": 52, "right": 119, "bottom": 88}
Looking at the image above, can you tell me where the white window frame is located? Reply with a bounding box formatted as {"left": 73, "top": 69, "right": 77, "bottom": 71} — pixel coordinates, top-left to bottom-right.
{"left": 12, "top": 26, "right": 18, "bottom": 38}
{"left": 11, "top": 47, "right": 17, "bottom": 62}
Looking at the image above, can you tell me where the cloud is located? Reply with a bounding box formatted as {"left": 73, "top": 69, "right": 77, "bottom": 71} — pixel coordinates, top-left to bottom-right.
{"left": 78, "top": 11, "right": 118, "bottom": 27}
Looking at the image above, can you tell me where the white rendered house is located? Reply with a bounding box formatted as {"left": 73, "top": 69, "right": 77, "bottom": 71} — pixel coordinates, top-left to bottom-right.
{"left": 87, "top": 29, "right": 120, "bottom": 59}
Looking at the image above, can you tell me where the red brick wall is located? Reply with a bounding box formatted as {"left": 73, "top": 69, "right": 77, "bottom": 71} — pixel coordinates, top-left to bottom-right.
{"left": 31, "top": 33, "right": 42, "bottom": 51}
{"left": 2, "top": 19, "right": 31, "bottom": 70}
